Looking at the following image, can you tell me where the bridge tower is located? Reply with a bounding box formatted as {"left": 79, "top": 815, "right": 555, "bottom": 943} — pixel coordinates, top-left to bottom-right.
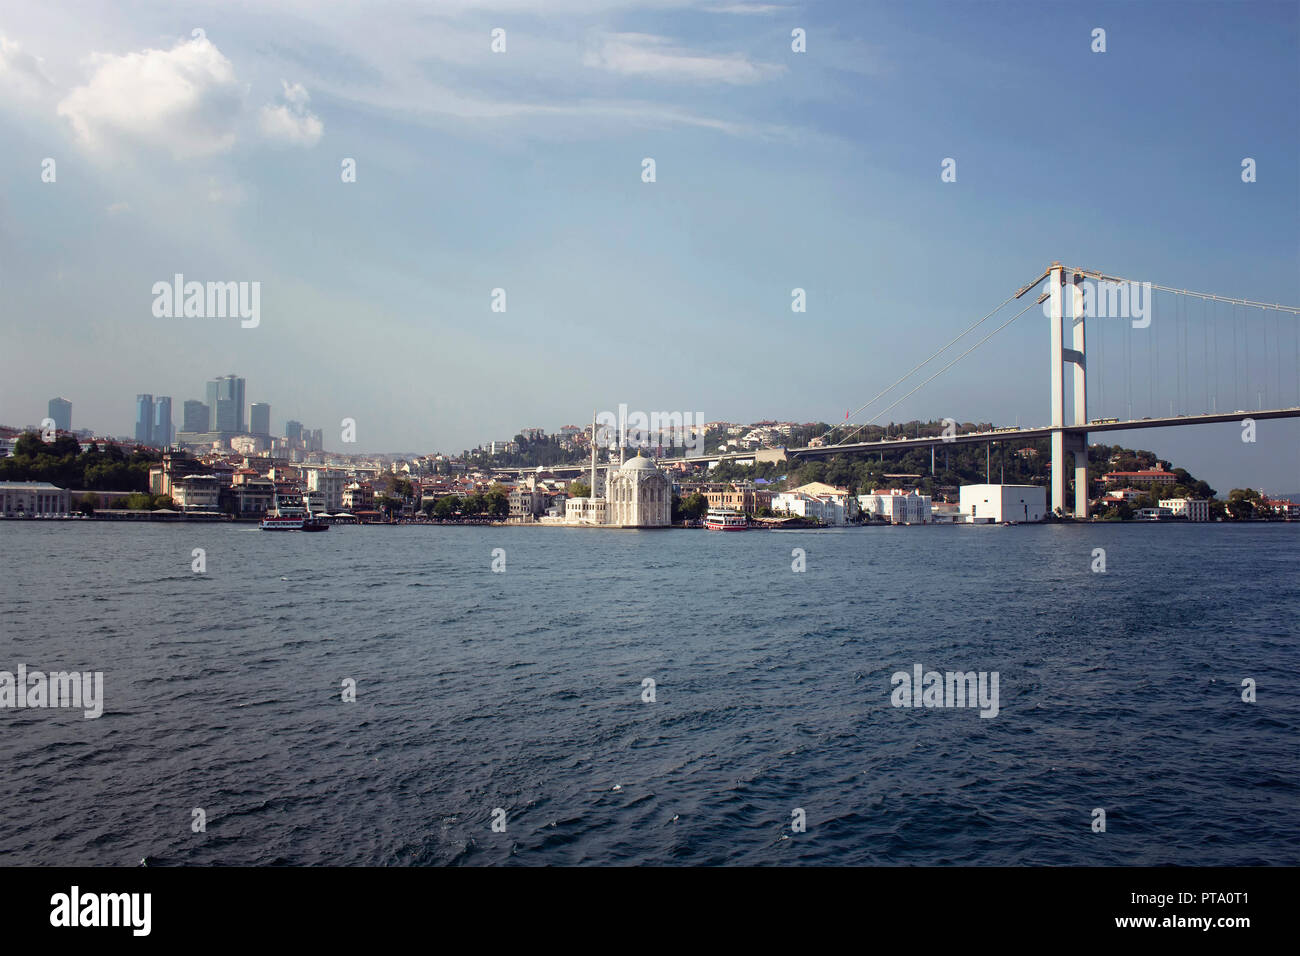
{"left": 1048, "top": 262, "right": 1089, "bottom": 517}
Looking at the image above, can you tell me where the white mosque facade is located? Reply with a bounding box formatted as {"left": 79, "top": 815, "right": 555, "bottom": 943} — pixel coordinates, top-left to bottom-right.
{"left": 604, "top": 455, "right": 672, "bottom": 527}
{"left": 555, "top": 453, "right": 672, "bottom": 528}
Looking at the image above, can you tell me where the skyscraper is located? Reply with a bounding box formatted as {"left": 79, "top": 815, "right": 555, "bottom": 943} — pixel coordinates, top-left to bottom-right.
{"left": 135, "top": 394, "right": 153, "bottom": 444}
{"left": 205, "top": 375, "right": 246, "bottom": 433}
{"left": 152, "top": 396, "right": 173, "bottom": 447}
{"left": 182, "top": 400, "right": 209, "bottom": 433}
{"left": 285, "top": 420, "right": 303, "bottom": 443}
{"left": 249, "top": 403, "right": 271, "bottom": 437}
{"left": 47, "top": 398, "right": 71, "bottom": 433}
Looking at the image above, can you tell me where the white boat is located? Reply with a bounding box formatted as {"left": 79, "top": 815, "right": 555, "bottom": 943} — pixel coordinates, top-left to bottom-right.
{"left": 261, "top": 493, "right": 329, "bottom": 531}
{"left": 704, "top": 508, "right": 748, "bottom": 531}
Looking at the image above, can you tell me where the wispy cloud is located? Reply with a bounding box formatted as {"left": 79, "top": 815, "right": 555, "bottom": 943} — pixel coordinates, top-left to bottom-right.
{"left": 583, "top": 32, "right": 784, "bottom": 84}
{"left": 259, "top": 79, "right": 324, "bottom": 147}
{"left": 0, "top": 35, "right": 55, "bottom": 97}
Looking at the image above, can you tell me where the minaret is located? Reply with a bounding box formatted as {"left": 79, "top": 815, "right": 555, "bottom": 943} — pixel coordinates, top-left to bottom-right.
{"left": 618, "top": 405, "right": 625, "bottom": 468}
{"left": 589, "top": 411, "right": 597, "bottom": 497}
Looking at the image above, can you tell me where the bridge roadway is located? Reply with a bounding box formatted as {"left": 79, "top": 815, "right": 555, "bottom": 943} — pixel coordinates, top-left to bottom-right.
{"left": 489, "top": 407, "right": 1300, "bottom": 476}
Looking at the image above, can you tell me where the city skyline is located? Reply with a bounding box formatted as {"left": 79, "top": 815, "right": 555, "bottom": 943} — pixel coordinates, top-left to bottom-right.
{"left": 0, "top": 0, "right": 1296, "bottom": 492}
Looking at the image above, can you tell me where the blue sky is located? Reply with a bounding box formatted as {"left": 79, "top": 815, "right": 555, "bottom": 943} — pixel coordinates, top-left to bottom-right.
{"left": 0, "top": 0, "right": 1296, "bottom": 492}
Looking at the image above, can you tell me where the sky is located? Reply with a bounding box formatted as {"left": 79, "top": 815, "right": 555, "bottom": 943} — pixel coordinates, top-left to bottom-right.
{"left": 0, "top": 0, "right": 1297, "bottom": 493}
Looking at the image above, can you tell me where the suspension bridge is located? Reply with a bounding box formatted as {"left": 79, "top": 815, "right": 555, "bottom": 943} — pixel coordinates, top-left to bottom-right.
{"left": 797, "top": 261, "right": 1300, "bottom": 517}
{"left": 497, "top": 262, "right": 1300, "bottom": 513}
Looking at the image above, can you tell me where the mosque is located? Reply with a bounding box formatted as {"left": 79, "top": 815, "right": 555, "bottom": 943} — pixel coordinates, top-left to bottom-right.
{"left": 553, "top": 414, "right": 672, "bottom": 528}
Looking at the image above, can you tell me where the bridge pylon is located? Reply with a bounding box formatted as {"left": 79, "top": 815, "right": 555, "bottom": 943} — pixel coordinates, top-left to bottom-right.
{"left": 1048, "top": 262, "right": 1089, "bottom": 517}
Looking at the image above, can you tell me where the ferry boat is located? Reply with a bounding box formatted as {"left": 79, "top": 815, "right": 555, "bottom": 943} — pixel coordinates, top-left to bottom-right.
{"left": 704, "top": 508, "right": 748, "bottom": 531}
{"left": 260, "top": 493, "right": 329, "bottom": 532}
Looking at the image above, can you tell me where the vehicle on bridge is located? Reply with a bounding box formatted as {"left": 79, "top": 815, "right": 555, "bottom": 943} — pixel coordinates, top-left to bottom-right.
{"left": 1089, "top": 417, "right": 1119, "bottom": 425}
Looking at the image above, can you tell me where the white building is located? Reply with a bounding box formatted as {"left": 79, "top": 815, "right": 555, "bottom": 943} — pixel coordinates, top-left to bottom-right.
{"left": 306, "top": 468, "right": 347, "bottom": 512}
{"left": 562, "top": 496, "right": 608, "bottom": 525}
{"left": 1159, "top": 498, "right": 1210, "bottom": 521}
{"left": 771, "top": 482, "right": 858, "bottom": 525}
{"left": 550, "top": 446, "right": 671, "bottom": 529}
{"left": 171, "top": 475, "right": 222, "bottom": 512}
{"left": 958, "top": 484, "right": 1047, "bottom": 523}
{"left": 858, "top": 489, "right": 932, "bottom": 524}
{"left": 604, "top": 455, "right": 672, "bottom": 527}
{"left": 0, "top": 481, "right": 70, "bottom": 516}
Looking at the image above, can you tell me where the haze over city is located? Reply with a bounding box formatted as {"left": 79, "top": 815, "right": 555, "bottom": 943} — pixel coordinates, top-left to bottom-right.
{"left": 1, "top": 0, "right": 1296, "bottom": 493}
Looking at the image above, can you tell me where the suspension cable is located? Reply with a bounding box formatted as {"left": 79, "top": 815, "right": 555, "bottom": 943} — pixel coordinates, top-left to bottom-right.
{"left": 816, "top": 291, "right": 1021, "bottom": 447}
{"left": 835, "top": 297, "right": 1040, "bottom": 444}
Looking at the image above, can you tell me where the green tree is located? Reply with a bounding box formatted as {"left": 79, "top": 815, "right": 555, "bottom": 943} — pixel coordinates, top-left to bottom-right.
{"left": 1227, "top": 488, "right": 1260, "bottom": 520}
{"left": 485, "top": 483, "right": 509, "bottom": 517}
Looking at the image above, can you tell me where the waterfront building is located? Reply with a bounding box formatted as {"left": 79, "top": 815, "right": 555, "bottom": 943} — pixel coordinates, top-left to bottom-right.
{"left": 562, "top": 496, "right": 608, "bottom": 525}
{"left": 1259, "top": 497, "right": 1300, "bottom": 519}
{"left": 508, "top": 473, "right": 549, "bottom": 521}
{"left": 341, "top": 482, "right": 374, "bottom": 512}
{"left": 233, "top": 476, "right": 276, "bottom": 516}
{"left": 605, "top": 455, "right": 672, "bottom": 527}
{"left": 148, "top": 452, "right": 208, "bottom": 497}
{"left": 771, "top": 482, "right": 858, "bottom": 525}
{"left": 697, "top": 481, "right": 772, "bottom": 515}
{"left": 306, "top": 468, "right": 347, "bottom": 512}
{"left": 858, "top": 489, "right": 932, "bottom": 524}
{"left": 47, "top": 398, "right": 72, "bottom": 433}
{"left": 1136, "top": 506, "right": 1175, "bottom": 520}
{"left": 1159, "top": 498, "right": 1210, "bottom": 521}
{"left": 549, "top": 417, "right": 670, "bottom": 528}
{"left": 0, "top": 481, "right": 70, "bottom": 516}
{"left": 171, "top": 475, "right": 223, "bottom": 512}
{"left": 958, "top": 484, "right": 1047, "bottom": 523}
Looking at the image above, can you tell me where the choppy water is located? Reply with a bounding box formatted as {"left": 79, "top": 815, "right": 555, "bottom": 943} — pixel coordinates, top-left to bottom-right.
{"left": 0, "top": 521, "right": 1296, "bottom": 866}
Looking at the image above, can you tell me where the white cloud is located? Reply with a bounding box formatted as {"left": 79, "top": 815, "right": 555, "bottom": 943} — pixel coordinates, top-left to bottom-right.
{"left": 259, "top": 79, "right": 323, "bottom": 147}
{"left": 0, "top": 35, "right": 55, "bottom": 97}
{"left": 56, "top": 37, "right": 243, "bottom": 159}
{"left": 584, "top": 32, "right": 784, "bottom": 85}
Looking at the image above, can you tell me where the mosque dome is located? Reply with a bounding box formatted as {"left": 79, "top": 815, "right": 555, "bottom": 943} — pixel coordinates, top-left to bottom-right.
{"left": 620, "top": 455, "right": 658, "bottom": 472}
